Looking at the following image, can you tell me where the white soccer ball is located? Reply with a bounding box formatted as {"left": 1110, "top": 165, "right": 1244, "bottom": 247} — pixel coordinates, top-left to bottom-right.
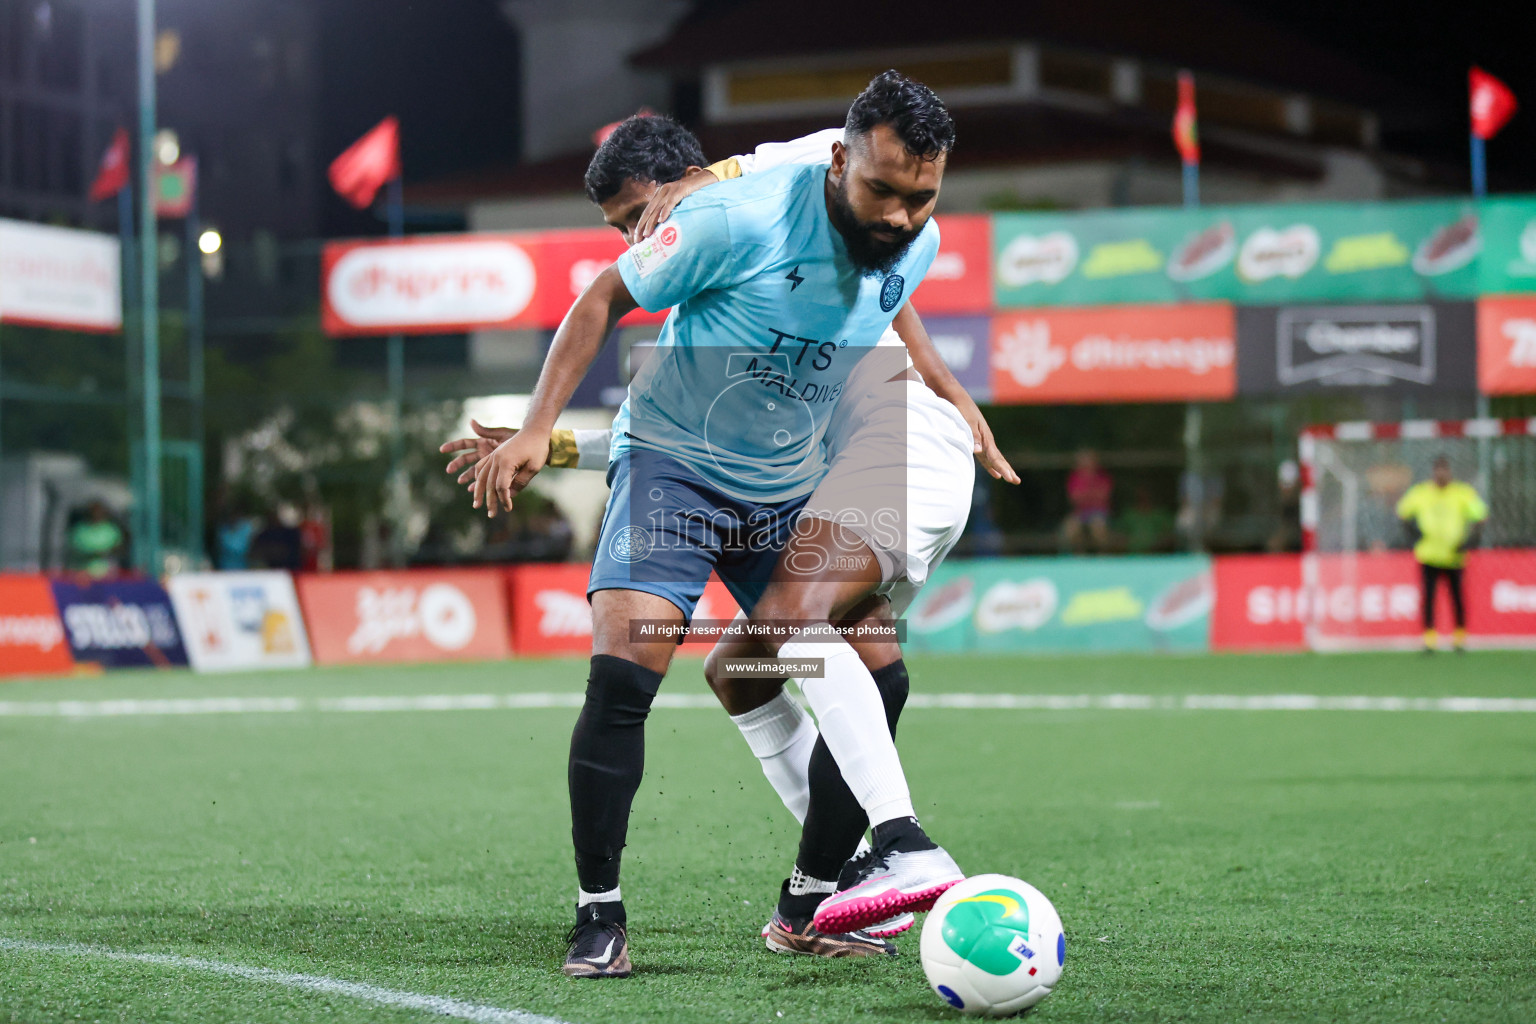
{"left": 920, "top": 874, "right": 1065, "bottom": 1016}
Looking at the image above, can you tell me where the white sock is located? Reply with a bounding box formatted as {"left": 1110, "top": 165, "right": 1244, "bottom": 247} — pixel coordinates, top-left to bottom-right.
{"left": 730, "top": 690, "right": 818, "bottom": 824}
{"left": 781, "top": 624, "right": 915, "bottom": 827}
{"left": 788, "top": 865, "right": 838, "bottom": 896}
{"left": 578, "top": 887, "right": 622, "bottom": 907}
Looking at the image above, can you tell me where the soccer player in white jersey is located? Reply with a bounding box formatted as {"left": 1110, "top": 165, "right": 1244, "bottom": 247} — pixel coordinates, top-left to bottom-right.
{"left": 447, "top": 93, "right": 1016, "bottom": 967}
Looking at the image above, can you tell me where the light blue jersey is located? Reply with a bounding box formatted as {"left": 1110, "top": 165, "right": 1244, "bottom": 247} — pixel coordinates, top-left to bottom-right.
{"left": 613, "top": 161, "right": 939, "bottom": 503}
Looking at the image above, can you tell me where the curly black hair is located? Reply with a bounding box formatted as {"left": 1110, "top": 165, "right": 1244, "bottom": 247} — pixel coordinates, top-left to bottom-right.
{"left": 844, "top": 70, "right": 956, "bottom": 160}
{"left": 583, "top": 115, "right": 707, "bottom": 204}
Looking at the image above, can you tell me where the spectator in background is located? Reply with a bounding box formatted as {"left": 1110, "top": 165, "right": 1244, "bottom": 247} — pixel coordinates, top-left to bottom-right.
{"left": 1267, "top": 460, "right": 1303, "bottom": 553}
{"left": 216, "top": 508, "right": 257, "bottom": 570}
{"left": 68, "top": 501, "right": 125, "bottom": 578}
{"left": 299, "top": 504, "right": 331, "bottom": 572}
{"left": 251, "top": 504, "right": 303, "bottom": 571}
{"left": 1116, "top": 485, "right": 1176, "bottom": 554}
{"left": 1397, "top": 456, "right": 1488, "bottom": 653}
{"left": 1177, "top": 470, "right": 1224, "bottom": 552}
{"left": 1063, "top": 448, "right": 1113, "bottom": 553}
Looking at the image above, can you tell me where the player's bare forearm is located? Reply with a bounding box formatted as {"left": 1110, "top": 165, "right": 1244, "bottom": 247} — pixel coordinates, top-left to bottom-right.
{"left": 473, "top": 265, "right": 636, "bottom": 514}
{"left": 892, "top": 302, "right": 962, "bottom": 401}
{"left": 523, "top": 264, "right": 638, "bottom": 434}
{"left": 892, "top": 302, "right": 1020, "bottom": 485}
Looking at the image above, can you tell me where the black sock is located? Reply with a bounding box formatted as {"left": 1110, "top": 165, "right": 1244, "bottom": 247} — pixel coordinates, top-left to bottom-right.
{"left": 569, "top": 654, "right": 663, "bottom": 894}
{"left": 775, "top": 878, "right": 826, "bottom": 924}
{"left": 872, "top": 815, "right": 936, "bottom": 854}
{"left": 871, "top": 659, "right": 910, "bottom": 735}
{"left": 793, "top": 658, "right": 913, "bottom": 882}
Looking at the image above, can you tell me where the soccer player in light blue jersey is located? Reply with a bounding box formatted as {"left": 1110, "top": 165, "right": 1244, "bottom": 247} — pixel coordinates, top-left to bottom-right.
{"left": 473, "top": 72, "right": 958, "bottom": 977}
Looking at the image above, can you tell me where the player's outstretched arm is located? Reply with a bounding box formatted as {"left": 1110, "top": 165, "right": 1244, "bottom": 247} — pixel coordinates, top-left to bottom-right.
{"left": 891, "top": 302, "right": 1020, "bottom": 484}
{"left": 442, "top": 421, "right": 607, "bottom": 481}
{"left": 633, "top": 128, "right": 844, "bottom": 241}
{"left": 473, "top": 264, "right": 638, "bottom": 515}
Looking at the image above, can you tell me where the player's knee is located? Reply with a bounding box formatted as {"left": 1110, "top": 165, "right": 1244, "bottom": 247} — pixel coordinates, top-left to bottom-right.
{"left": 752, "top": 589, "right": 824, "bottom": 633}
{"left": 581, "top": 654, "right": 664, "bottom": 729}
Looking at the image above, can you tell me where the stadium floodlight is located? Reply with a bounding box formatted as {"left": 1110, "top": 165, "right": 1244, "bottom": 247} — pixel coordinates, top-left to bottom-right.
{"left": 197, "top": 229, "right": 221, "bottom": 255}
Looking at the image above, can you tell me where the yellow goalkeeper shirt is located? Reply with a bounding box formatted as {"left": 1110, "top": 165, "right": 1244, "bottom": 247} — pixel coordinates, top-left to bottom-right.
{"left": 1395, "top": 481, "right": 1488, "bottom": 569}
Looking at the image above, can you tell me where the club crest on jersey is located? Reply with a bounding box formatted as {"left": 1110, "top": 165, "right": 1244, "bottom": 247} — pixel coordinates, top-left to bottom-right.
{"left": 629, "top": 223, "right": 682, "bottom": 279}
{"left": 880, "top": 274, "right": 904, "bottom": 312}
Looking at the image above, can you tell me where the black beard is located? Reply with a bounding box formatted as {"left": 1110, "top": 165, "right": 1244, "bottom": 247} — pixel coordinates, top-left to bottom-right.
{"left": 828, "top": 174, "right": 920, "bottom": 278}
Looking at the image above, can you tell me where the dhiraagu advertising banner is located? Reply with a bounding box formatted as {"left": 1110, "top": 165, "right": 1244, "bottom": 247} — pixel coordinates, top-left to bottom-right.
{"left": 992, "top": 199, "right": 1480, "bottom": 308}
{"left": 1479, "top": 197, "right": 1536, "bottom": 295}
{"left": 904, "top": 556, "right": 1213, "bottom": 654}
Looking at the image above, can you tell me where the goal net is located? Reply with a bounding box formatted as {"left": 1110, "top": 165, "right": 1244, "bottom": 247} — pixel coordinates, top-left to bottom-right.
{"left": 1299, "top": 418, "right": 1536, "bottom": 650}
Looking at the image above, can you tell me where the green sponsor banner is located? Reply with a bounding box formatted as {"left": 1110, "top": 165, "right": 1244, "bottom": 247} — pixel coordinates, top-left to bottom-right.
{"left": 1479, "top": 197, "right": 1536, "bottom": 295}
{"left": 992, "top": 199, "right": 1482, "bottom": 308}
{"left": 905, "top": 555, "right": 1212, "bottom": 654}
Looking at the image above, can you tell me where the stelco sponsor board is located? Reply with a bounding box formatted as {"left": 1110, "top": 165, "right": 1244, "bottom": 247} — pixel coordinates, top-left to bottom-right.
{"left": 322, "top": 235, "right": 541, "bottom": 336}
{"left": 166, "top": 571, "right": 312, "bottom": 672}
{"left": 0, "top": 218, "right": 122, "bottom": 332}
{"left": 296, "top": 569, "right": 512, "bottom": 664}
{"left": 992, "top": 199, "right": 1481, "bottom": 309}
{"left": 49, "top": 578, "right": 189, "bottom": 669}
{"left": 0, "top": 575, "right": 73, "bottom": 676}
{"left": 1236, "top": 302, "right": 1477, "bottom": 394}
{"left": 905, "top": 555, "right": 1213, "bottom": 654}
{"left": 989, "top": 304, "right": 1236, "bottom": 403}
{"left": 1476, "top": 296, "right": 1536, "bottom": 395}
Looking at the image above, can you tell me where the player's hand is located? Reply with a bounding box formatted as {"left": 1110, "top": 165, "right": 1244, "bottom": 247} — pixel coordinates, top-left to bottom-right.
{"left": 440, "top": 420, "right": 516, "bottom": 482}
{"left": 634, "top": 168, "right": 718, "bottom": 241}
{"left": 955, "top": 400, "right": 1019, "bottom": 485}
{"left": 473, "top": 429, "right": 550, "bottom": 517}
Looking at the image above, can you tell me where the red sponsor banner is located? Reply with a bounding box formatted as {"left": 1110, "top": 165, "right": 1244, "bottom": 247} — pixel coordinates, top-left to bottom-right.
{"left": 504, "top": 564, "right": 741, "bottom": 656}
{"left": 321, "top": 234, "right": 544, "bottom": 337}
{"left": 1477, "top": 296, "right": 1536, "bottom": 395}
{"left": 296, "top": 569, "right": 512, "bottom": 664}
{"left": 909, "top": 215, "right": 992, "bottom": 315}
{"left": 990, "top": 304, "right": 1236, "bottom": 404}
{"left": 1210, "top": 551, "right": 1536, "bottom": 651}
{"left": 533, "top": 228, "right": 668, "bottom": 328}
{"left": 1210, "top": 554, "right": 1307, "bottom": 651}
{"left": 1466, "top": 549, "right": 1536, "bottom": 642}
{"left": 0, "top": 575, "right": 74, "bottom": 676}
{"left": 506, "top": 563, "right": 592, "bottom": 656}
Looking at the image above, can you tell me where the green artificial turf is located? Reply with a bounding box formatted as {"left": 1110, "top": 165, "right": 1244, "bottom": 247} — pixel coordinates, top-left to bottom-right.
{"left": 1, "top": 652, "right": 1534, "bottom": 1023}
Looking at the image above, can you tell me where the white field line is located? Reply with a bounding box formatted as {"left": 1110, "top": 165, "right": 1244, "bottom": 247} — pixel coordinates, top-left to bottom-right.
{"left": 2, "top": 692, "right": 1536, "bottom": 717}
{"left": 0, "top": 937, "right": 571, "bottom": 1024}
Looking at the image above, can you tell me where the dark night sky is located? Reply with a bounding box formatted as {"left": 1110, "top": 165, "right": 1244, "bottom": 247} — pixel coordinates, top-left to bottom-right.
{"left": 315, "top": 0, "right": 1535, "bottom": 234}
{"left": 317, "top": 0, "right": 521, "bottom": 234}
{"left": 1238, "top": 0, "right": 1536, "bottom": 180}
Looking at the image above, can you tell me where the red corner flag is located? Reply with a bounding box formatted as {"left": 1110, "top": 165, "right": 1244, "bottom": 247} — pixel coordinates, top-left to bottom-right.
{"left": 329, "top": 116, "right": 401, "bottom": 209}
{"left": 1471, "top": 67, "right": 1518, "bottom": 140}
{"left": 1173, "top": 71, "right": 1200, "bottom": 164}
{"left": 89, "top": 127, "right": 131, "bottom": 202}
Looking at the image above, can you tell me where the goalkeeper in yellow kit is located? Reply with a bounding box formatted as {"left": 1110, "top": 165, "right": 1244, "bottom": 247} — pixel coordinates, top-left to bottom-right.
{"left": 1396, "top": 456, "right": 1488, "bottom": 652}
